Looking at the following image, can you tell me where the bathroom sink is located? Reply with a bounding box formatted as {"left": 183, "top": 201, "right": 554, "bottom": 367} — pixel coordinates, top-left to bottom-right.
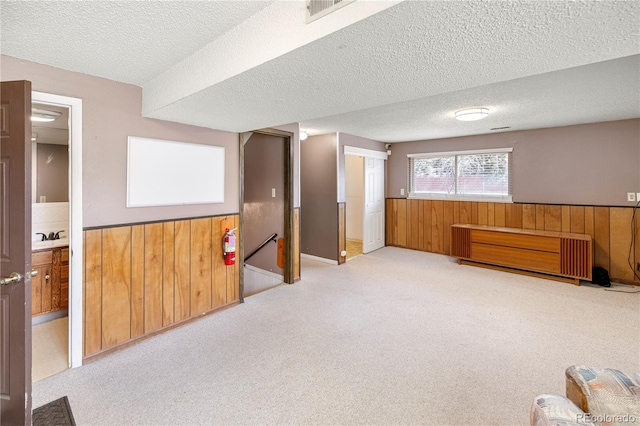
{"left": 32, "top": 237, "right": 69, "bottom": 250}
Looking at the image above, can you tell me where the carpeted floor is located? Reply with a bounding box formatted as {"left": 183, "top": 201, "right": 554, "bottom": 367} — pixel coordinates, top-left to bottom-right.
{"left": 32, "top": 247, "right": 639, "bottom": 425}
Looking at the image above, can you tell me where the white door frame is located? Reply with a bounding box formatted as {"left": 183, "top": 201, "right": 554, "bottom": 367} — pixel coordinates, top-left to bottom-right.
{"left": 344, "top": 146, "right": 387, "bottom": 253}
{"left": 344, "top": 146, "right": 388, "bottom": 161}
{"left": 32, "top": 91, "right": 83, "bottom": 368}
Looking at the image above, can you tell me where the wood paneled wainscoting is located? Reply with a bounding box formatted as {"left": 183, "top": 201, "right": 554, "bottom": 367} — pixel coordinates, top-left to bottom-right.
{"left": 338, "top": 203, "right": 346, "bottom": 265}
{"left": 386, "top": 199, "right": 640, "bottom": 285}
{"left": 83, "top": 214, "right": 241, "bottom": 360}
{"left": 293, "top": 207, "right": 301, "bottom": 281}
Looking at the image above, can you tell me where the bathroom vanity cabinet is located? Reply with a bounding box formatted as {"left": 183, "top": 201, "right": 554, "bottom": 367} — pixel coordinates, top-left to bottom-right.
{"left": 32, "top": 246, "right": 69, "bottom": 316}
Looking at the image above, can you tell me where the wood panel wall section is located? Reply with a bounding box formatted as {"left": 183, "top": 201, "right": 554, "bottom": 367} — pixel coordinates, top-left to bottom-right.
{"left": 338, "top": 203, "right": 346, "bottom": 265}
{"left": 83, "top": 214, "right": 241, "bottom": 360}
{"left": 293, "top": 207, "right": 301, "bottom": 281}
{"left": 386, "top": 199, "right": 640, "bottom": 285}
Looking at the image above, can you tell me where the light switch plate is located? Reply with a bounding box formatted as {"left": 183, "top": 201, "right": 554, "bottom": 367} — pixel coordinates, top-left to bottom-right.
{"left": 271, "top": 188, "right": 276, "bottom": 198}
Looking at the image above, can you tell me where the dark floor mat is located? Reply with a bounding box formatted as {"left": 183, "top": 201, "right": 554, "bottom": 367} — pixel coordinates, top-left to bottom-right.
{"left": 32, "top": 396, "right": 76, "bottom": 426}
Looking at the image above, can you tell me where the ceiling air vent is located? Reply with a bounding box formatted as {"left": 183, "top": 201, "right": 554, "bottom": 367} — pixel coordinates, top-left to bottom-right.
{"left": 307, "top": 0, "right": 355, "bottom": 23}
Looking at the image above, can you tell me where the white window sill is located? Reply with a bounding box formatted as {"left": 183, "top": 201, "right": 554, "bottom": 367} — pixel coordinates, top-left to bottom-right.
{"left": 407, "top": 193, "right": 513, "bottom": 203}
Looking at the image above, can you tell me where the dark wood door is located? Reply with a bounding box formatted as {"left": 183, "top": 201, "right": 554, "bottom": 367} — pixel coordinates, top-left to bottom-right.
{"left": 1, "top": 80, "right": 32, "bottom": 425}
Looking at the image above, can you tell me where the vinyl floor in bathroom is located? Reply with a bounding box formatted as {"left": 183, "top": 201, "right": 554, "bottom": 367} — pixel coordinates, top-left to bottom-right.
{"left": 32, "top": 317, "right": 68, "bottom": 382}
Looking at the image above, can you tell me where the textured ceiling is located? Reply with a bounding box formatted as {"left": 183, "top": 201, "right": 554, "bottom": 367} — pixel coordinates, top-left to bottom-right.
{"left": 2, "top": 0, "right": 639, "bottom": 142}
{"left": 1, "top": 1, "right": 274, "bottom": 85}
{"left": 303, "top": 55, "right": 640, "bottom": 142}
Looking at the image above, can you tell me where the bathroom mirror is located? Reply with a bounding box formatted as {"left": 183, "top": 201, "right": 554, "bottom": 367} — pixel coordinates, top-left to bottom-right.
{"left": 32, "top": 102, "right": 69, "bottom": 203}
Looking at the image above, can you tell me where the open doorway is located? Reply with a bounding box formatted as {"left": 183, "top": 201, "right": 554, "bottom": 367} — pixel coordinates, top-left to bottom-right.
{"left": 345, "top": 155, "right": 364, "bottom": 260}
{"left": 30, "top": 101, "right": 70, "bottom": 381}
{"left": 31, "top": 91, "right": 83, "bottom": 379}
{"left": 241, "top": 129, "right": 295, "bottom": 297}
{"left": 344, "top": 146, "right": 386, "bottom": 257}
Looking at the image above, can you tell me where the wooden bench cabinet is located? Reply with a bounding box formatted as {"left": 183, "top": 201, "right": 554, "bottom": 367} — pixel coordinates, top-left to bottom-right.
{"left": 450, "top": 224, "right": 592, "bottom": 285}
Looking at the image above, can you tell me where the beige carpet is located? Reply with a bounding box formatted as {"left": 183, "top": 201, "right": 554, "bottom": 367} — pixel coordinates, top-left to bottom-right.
{"left": 32, "top": 247, "right": 639, "bottom": 425}
{"left": 32, "top": 317, "right": 68, "bottom": 382}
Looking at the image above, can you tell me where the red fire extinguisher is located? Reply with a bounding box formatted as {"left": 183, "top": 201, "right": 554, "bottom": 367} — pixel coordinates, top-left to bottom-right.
{"left": 223, "top": 228, "right": 237, "bottom": 266}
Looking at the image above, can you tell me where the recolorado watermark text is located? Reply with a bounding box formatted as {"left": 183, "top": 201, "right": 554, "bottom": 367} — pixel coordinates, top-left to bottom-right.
{"left": 577, "top": 413, "right": 637, "bottom": 424}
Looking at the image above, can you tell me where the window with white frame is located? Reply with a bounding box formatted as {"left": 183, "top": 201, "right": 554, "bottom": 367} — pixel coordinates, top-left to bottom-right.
{"left": 408, "top": 148, "right": 513, "bottom": 201}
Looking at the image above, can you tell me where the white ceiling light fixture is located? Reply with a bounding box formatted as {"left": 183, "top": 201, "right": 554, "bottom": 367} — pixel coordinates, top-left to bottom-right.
{"left": 31, "top": 108, "right": 62, "bottom": 122}
{"left": 455, "top": 107, "right": 489, "bottom": 121}
{"left": 300, "top": 131, "right": 308, "bottom": 141}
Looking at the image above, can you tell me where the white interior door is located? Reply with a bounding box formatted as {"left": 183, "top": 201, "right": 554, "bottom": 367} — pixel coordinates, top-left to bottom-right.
{"left": 363, "top": 157, "right": 385, "bottom": 253}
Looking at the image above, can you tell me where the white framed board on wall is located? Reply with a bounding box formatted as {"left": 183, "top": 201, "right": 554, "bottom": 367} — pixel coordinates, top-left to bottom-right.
{"left": 127, "top": 136, "right": 225, "bottom": 207}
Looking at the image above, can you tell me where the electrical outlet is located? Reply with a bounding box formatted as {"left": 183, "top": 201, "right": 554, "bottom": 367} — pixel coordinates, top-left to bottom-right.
{"left": 400, "top": 188, "right": 405, "bottom": 196}
{"left": 628, "top": 192, "right": 636, "bottom": 202}
{"left": 637, "top": 193, "right": 640, "bottom": 202}
{"left": 271, "top": 188, "right": 276, "bottom": 198}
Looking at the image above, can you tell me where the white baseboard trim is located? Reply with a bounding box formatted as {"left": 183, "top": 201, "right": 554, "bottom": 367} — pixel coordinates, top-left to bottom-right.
{"left": 301, "top": 253, "right": 338, "bottom": 265}
{"left": 244, "top": 264, "right": 284, "bottom": 281}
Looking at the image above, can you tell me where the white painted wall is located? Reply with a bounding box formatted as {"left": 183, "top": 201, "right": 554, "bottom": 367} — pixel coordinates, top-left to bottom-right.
{"left": 345, "top": 155, "right": 363, "bottom": 240}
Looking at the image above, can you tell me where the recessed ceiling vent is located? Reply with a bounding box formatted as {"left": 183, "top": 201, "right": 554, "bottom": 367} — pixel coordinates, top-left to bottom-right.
{"left": 491, "top": 126, "right": 511, "bottom": 131}
{"left": 307, "top": 0, "right": 355, "bottom": 23}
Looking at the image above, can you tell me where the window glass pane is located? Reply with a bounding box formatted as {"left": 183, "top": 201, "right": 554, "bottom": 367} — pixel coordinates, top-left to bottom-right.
{"left": 412, "top": 156, "right": 455, "bottom": 194}
{"left": 456, "top": 153, "right": 509, "bottom": 196}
